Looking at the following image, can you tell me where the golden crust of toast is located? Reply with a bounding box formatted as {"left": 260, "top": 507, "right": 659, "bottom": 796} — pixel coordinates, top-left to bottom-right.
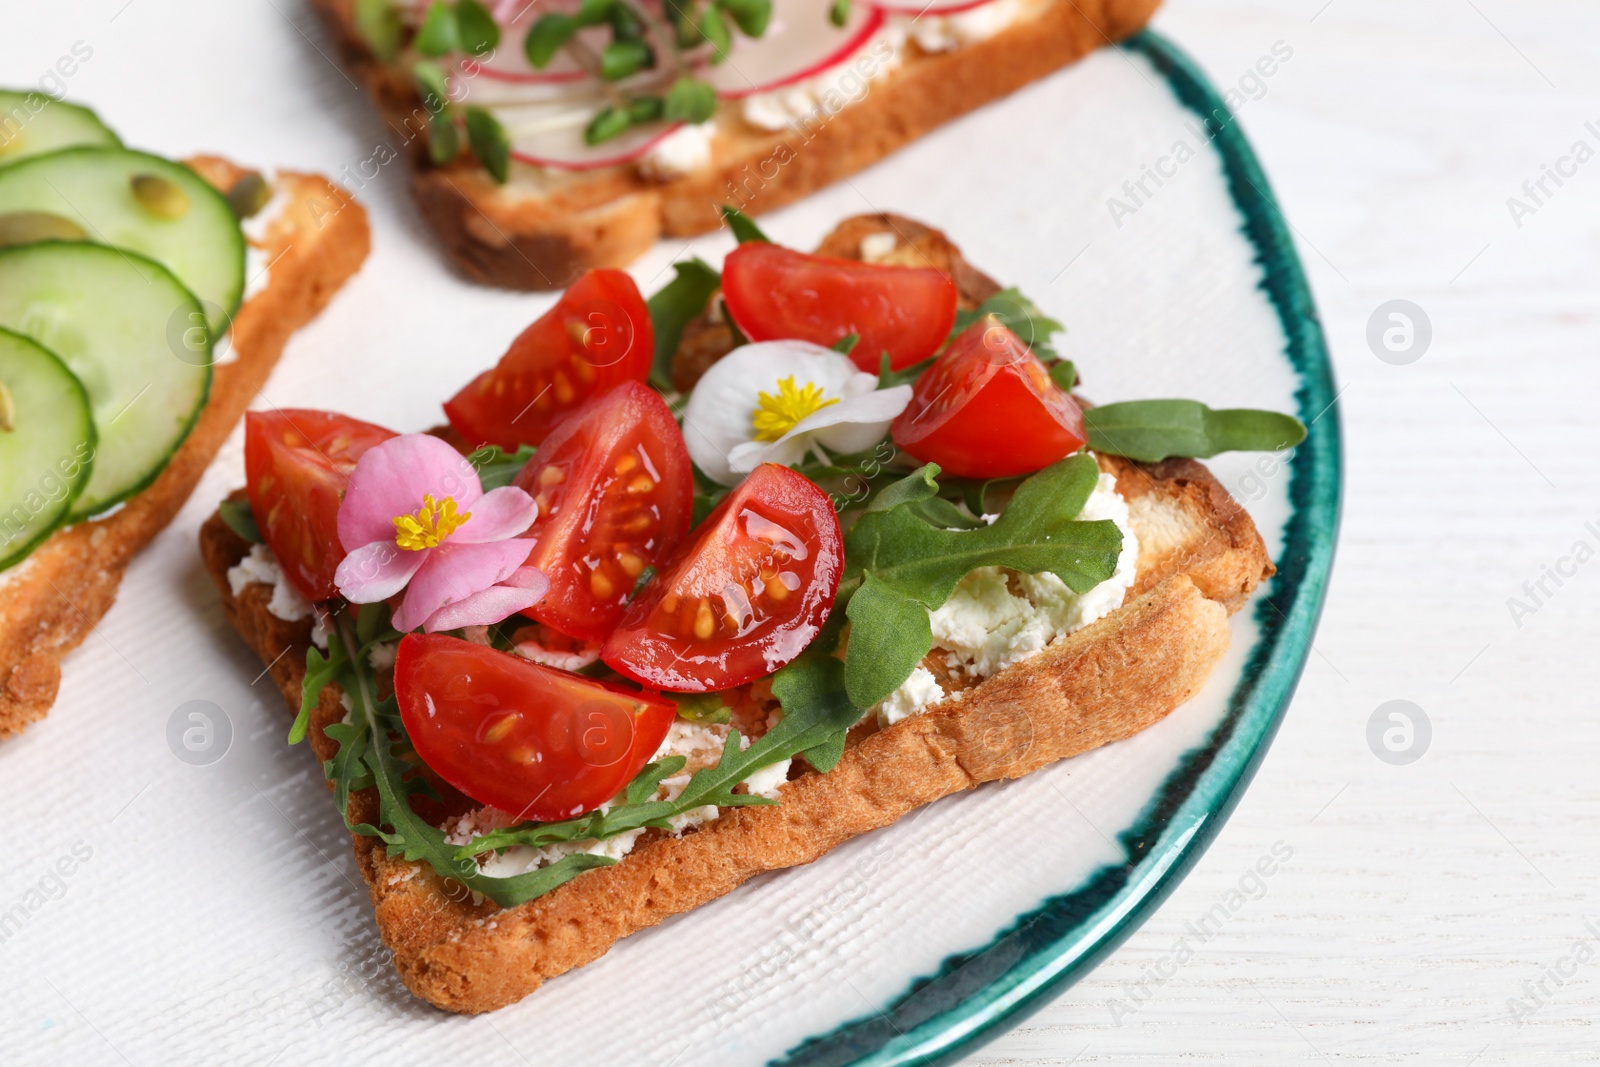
{"left": 196, "top": 211, "right": 1272, "bottom": 1013}
{"left": 309, "top": 0, "right": 1160, "bottom": 289}
{"left": 0, "top": 160, "right": 370, "bottom": 737}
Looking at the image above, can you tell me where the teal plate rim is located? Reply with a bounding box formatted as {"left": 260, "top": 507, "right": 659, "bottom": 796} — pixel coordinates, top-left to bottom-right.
{"left": 773, "top": 28, "right": 1343, "bottom": 1067}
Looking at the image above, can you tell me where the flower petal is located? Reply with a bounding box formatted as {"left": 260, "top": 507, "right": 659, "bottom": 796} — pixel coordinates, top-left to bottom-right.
{"left": 453, "top": 486, "right": 539, "bottom": 543}
{"left": 681, "top": 340, "right": 864, "bottom": 486}
{"left": 392, "top": 539, "right": 533, "bottom": 632}
{"left": 502, "top": 565, "right": 549, "bottom": 589}
{"left": 422, "top": 581, "right": 548, "bottom": 633}
{"left": 334, "top": 540, "right": 428, "bottom": 603}
{"left": 728, "top": 384, "right": 912, "bottom": 474}
{"left": 337, "top": 434, "right": 485, "bottom": 551}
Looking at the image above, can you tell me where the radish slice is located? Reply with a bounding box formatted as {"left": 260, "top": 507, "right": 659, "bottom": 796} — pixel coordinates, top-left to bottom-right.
{"left": 496, "top": 98, "right": 683, "bottom": 170}
{"left": 869, "top": 0, "right": 998, "bottom": 13}
{"left": 694, "top": 0, "right": 886, "bottom": 99}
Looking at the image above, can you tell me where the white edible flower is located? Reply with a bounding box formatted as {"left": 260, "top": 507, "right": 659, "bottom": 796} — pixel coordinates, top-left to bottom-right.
{"left": 680, "top": 340, "right": 912, "bottom": 486}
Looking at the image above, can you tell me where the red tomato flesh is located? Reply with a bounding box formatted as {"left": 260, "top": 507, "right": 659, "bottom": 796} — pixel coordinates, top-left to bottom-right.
{"left": 444, "top": 269, "right": 655, "bottom": 450}
{"left": 601, "top": 463, "right": 843, "bottom": 692}
{"left": 721, "top": 243, "right": 957, "bottom": 372}
{"left": 891, "top": 320, "right": 1086, "bottom": 479}
{"left": 512, "top": 382, "right": 693, "bottom": 641}
{"left": 394, "top": 633, "right": 676, "bottom": 821}
{"left": 244, "top": 409, "right": 397, "bottom": 602}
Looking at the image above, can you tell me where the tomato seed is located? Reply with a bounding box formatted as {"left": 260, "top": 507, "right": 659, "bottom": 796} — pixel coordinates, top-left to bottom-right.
{"left": 481, "top": 714, "right": 518, "bottom": 743}
{"left": 693, "top": 599, "right": 715, "bottom": 640}
{"left": 590, "top": 568, "right": 615, "bottom": 599}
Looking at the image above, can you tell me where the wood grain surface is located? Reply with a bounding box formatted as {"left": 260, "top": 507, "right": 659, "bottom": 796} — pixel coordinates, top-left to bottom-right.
{"left": 971, "top": 2, "right": 1600, "bottom": 1063}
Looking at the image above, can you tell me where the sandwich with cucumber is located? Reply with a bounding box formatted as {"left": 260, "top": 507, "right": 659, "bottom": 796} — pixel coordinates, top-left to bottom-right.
{"left": 202, "top": 208, "right": 1302, "bottom": 1012}
{"left": 0, "top": 92, "right": 370, "bottom": 736}
{"left": 313, "top": 0, "right": 1159, "bottom": 288}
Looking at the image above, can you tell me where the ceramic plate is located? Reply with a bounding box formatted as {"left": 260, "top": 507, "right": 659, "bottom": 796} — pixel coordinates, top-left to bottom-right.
{"left": 0, "top": 29, "right": 1337, "bottom": 1067}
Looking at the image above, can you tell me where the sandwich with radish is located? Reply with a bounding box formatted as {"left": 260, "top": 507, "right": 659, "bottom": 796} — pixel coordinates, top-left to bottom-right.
{"left": 202, "top": 208, "right": 1302, "bottom": 1012}
{"left": 313, "top": 0, "right": 1160, "bottom": 287}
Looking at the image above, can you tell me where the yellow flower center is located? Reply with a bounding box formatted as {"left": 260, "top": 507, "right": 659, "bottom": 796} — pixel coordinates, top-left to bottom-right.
{"left": 751, "top": 376, "right": 839, "bottom": 442}
{"left": 392, "top": 494, "right": 470, "bottom": 551}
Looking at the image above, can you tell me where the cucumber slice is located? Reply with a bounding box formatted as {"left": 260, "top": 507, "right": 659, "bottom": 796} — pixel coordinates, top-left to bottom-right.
{"left": 0, "top": 147, "right": 244, "bottom": 334}
{"left": 0, "top": 327, "right": 95, "bottom": 570}
{"left": 0, "top": 242, "right": 211, "bottom": 521}
{"left": 0, "top": 91, "right": 120, "bottom": 167}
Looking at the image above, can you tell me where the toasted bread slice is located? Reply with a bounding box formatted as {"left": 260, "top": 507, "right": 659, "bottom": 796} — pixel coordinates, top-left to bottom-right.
{"left": 198, "top": 213, "right": 1272, "bottom": 1012}
{"left": 309, "top": 0, "right": 1159, "bottom": 289}
{"left": 0, "top": 158, "right": 369, "bottom": 737}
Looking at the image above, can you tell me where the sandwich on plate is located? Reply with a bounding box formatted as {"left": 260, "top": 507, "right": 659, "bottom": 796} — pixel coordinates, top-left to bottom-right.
{"left": 202, "top": 208, "right": 1303, "bottom": 1012}
{"left": 0, "top": 91, "right": 370, "bottom": 736}
{"left": 312, "top": 0, "right": 1160, "bottom": 287}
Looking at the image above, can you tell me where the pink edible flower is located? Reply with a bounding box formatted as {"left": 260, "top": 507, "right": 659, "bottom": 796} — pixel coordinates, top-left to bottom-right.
{"left": 333, "top": 434, "right": 547, "bottom": 632}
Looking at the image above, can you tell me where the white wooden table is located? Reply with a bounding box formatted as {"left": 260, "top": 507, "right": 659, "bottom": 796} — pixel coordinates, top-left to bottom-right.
{"left": 972, "top": 1, "right": 1600, "bottom": 1063}
{"left": 3, "top": 2, "right": 1596, "bottom": 1064}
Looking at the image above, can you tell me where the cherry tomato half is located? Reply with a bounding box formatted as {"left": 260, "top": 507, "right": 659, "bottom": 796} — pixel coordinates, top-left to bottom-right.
{"left": 891, "top": 320, "right": 1086, "bottom": 479}
{"left": 601, "top": 463, "right": 843, "bottom": 692}
{"left": 444, "top": 269, "right": 655, "bottom": 450}
{"left": 512, "top": 382, "right": 693, "bottom": 641}
{"left": 721, "top": 243, "right": 957, "bottom": 373}
{"left": 394, "top": 632, "right": 676, "bottom": 821}
{"left": 244, "top": 409, "right": 397, "bottom": 602}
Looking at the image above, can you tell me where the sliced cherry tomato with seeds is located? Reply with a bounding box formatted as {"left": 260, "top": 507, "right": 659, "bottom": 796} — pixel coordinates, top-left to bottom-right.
{"left": 601, "top": 463, "right": 843, "bottom": 692}
{"left": 444, "top": 269, "right": 654, "bottom": 450}
{"left": 891, "top": 320, "right": 1087, "bottom": 479}
{"left": 244, "top": 409, "right": 397, "bottom": 602}
{"left": 512, "top": 382, "right": 693, "bottom": 641}
{"left": 394, "top": 632, "right": 676, "bottom": 821}
{"left": 721, "top": 243, "right": 957, "bottom": 373}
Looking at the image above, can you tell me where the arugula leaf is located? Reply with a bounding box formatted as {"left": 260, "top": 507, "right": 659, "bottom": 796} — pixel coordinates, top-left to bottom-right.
{"left": 464, "top": 106, "right": 510, "bottom": 183}
{"left": 1084, "top": 400, "right": 1307, "bottom": 462}
{"left": 720, "top": 205, "right": 770, "bottom": 244}
{"left": 906, "top": 495, "right": 985, "bottom": 530}
{"left": 671, "top": 691, "right": 732, "bottom": 724}
{"left": 467, "top": 444, "right": 536, "bottom": 490}
{"left": 1049, "top": 359, "right": 1078, "bottom": 392}
{"left": 647, "top": 257, "right": 720, "bottom": 389}
{"left": 663, "top": 76, "right": 718, "bottom": 124}
{"left": 720, "top": 0, "right": 772, "bottom": 36}
{"left": 842, "top": 576, "right": 933, "bottom": 712}
{"left": 354, "top": 0, "right": 401, "bottom": 62}
{"left": 723, "top": 298, "right": 748, "bottom": 346}
{"left": 412, "top": 60, "right": 452, "bottom": 114}
{"left": 525, "top": 13, "right": 580, "bottom": 68}
{"left": 455, "top": 0, "right": 501, "bottom": 55}
{"left": 770, "top": 649, "right": 858, "bottom": 773}
{"left": 292, "top": 640, "right": 345, "bottom": 744}
{"left": 217, "top": 499, "right": 261, "bottom": 544}
{"left": 841, "top": 456, "right": 1121, "bottom": 707}
{"left": 878, "top": 351, "right": 934, "bottom": 390}
{"left": 413, "top": 2, "right": 460, "bottom": 56}
{"left": 952, "top": 287, "right": 1065, "bottom": 360}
